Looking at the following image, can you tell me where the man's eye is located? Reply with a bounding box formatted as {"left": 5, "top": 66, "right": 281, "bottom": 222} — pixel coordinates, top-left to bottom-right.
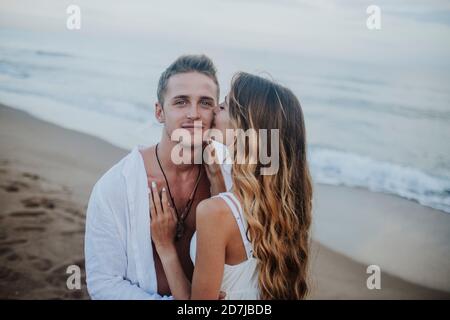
{"left": 175, "top": 100, "right": 186, "bottom": 105}
{"left": 201, "top": 100, "right": 213, "bottom": 107}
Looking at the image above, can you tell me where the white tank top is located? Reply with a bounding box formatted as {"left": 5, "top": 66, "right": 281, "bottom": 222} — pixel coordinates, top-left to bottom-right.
{"left": 190, "top": 192, "right": 260, "bottom": 299}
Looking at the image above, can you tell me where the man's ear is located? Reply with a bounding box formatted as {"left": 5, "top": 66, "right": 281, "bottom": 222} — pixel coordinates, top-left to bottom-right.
{"left": 155, "top": 102, "right": 165, "bottom": 123}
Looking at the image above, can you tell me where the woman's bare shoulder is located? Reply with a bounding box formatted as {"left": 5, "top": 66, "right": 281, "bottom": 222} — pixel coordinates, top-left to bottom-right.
{"left": 196, "top": 197, "right": 234, "bottom": 233}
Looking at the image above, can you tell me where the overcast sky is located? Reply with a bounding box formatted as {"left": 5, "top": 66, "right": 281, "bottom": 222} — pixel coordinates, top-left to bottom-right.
{"left": 1, "top": 0, "right": 449, "bottom": 70}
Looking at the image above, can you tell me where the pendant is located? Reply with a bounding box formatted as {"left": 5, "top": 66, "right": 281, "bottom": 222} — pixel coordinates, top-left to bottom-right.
{"left": 175, "top": 220, "right": 184, "bottom": 241}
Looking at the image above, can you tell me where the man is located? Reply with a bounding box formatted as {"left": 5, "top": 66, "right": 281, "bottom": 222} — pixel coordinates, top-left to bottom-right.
{"left": 85, "top": 55, "right": 220, "bottom": 299}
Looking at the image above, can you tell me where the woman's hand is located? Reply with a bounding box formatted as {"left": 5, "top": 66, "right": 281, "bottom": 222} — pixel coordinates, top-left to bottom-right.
{"left": 204, "top": 140, "right": 227, "bottom": 196}
{"left": 149, "top": 181, "right": 228, "bottom": 300}
{"left": 149, "top": 181, "right": 177, "bottom": 254}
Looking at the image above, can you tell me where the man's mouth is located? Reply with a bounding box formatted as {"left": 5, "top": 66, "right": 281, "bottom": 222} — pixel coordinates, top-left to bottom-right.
{"left": 181, "top": 124, "right": 204, "bottom": 129}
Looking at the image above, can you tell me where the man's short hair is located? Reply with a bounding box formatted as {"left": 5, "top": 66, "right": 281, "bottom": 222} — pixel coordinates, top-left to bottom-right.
{"left": 157, "top": 54, "right": 219, "bottom": 106}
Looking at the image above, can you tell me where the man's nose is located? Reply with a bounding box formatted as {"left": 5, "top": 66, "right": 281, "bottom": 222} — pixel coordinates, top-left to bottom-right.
{"left": 187, "top": 104, "right": 200, "bottom": 119}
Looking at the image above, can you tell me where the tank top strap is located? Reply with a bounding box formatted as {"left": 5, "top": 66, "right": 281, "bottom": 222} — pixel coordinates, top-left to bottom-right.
{"left": 214, "top": 192, "right": 254, "bottom": 259}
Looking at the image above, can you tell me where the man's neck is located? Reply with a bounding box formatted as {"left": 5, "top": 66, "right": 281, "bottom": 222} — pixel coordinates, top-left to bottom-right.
{"left": 156, "top": 138, "right": 203, "bottom": 177}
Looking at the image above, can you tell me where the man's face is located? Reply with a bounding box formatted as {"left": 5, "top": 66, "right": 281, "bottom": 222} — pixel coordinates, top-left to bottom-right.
{"left": 156, "top": 72, "right": 217, "bottom": 146}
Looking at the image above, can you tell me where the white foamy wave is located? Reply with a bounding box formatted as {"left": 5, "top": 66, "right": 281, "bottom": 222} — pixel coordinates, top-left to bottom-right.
{"left": 309, "top": 146, "right": 450, "bottom": 214}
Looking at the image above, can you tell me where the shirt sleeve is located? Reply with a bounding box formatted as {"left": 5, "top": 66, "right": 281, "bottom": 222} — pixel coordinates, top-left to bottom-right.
{"left": 84, "top": 183, "right": 172, "bottom": 300}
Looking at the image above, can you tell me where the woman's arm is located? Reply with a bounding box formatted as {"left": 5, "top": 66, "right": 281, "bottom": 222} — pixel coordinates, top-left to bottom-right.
{"left": 149, "top": 182, "right": 191, "bottom": 300}
{"left": 190, "top": 199, "right": 229, "bottom": 299}
{"left": 150, "top": 184, "right": 229, "bottom": 300}
{"left": 156, "top": 246, "right": 192, "bottom": 300}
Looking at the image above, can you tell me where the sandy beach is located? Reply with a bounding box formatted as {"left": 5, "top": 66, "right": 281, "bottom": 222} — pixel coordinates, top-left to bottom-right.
{"left": 1, "top": 104, "right": 449, "bottom": 300}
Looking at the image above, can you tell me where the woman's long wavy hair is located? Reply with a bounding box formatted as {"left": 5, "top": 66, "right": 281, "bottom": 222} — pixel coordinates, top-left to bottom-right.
{"left": 228, "top": 72, "right": 313, "bottom": 299}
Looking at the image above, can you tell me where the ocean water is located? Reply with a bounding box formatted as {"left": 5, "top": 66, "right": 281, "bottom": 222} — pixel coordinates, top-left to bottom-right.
{"left": 1, "top": 28, "right": 449, "bottom": 215}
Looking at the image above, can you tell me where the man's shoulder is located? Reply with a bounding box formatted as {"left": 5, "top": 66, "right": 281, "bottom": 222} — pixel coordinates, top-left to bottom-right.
{"left": 91, "top": 148, "right": 137, "bottom": 200}
{"left": 86, "top": 150, "right": 138, "bottom": 226}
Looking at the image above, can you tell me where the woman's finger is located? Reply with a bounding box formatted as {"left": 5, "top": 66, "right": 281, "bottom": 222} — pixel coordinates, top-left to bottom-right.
{"left": 162, "top": 189, "right": 177, "bottom": 223}
{"left": 169, "top": 205, "right": 177, "bottom": 222}
{"left": 149, "top": 184, "right": 156, "bottom": 221}
{"left": 161, "top": 187, "right": 170, "bottom": 217}
{"left": 151, "top": 181, "right": 162, "bottom": 216}
{"left": 206, "top": 150, "right": 224, "bottom": 178}
{"left": 209, "top": 146, "right": 221, "bottom": 170}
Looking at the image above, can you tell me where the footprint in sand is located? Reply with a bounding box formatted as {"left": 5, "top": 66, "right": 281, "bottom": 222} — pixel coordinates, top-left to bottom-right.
{"left": 0, "top": 247, "right": 14, "bottom": 257}
{"left": 64, "top": 207, "right": 84, "bottom": 219}
{"left": 0, "top": 266, "right": 21, "bottom": 282}
{"left": 0, "top": 239, "right": 27, "bottom": 246}
{"left": 22, "top": 172, "right": 40, "bottom": 181}
{"left": 62, "top": 216, "right": 75, "bottom": 223}
{"left": 20, "top": 198, "right": 40, "bottom": 208}
{"left": 46, "top": 265, "right": 71, "bottom": 287}
{"left": 2, "top": 180, "right": 29, "bottom": 193}
{"left": 14, "top": 226, "right": 46, "bottom": 233}
{"left": 32, "top": 258, "right": 53, "bottom": 272}
{"left": 5, "top": 252, "right": 22, "bottom": 262}
{"left": 21, "top": 197, "right": 55, "bottom": 209}
{"left": 9, "top": 210, "right": 47, "bottom": 218}
{"left": 26, "top": 254, "right": 38, "bottom": 261}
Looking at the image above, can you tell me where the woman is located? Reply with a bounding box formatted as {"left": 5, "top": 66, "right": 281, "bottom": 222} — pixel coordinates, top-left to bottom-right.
{"left": 150, "top": 72, "right": 313, "bottom": 299}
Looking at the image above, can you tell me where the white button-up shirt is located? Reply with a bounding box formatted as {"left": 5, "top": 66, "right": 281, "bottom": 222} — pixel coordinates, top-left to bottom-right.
{"left": 85, "top": 146, "right": 172, "bottom": 299}
{"left": 84, "top": 144, "right": 232, "bottom": 300}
